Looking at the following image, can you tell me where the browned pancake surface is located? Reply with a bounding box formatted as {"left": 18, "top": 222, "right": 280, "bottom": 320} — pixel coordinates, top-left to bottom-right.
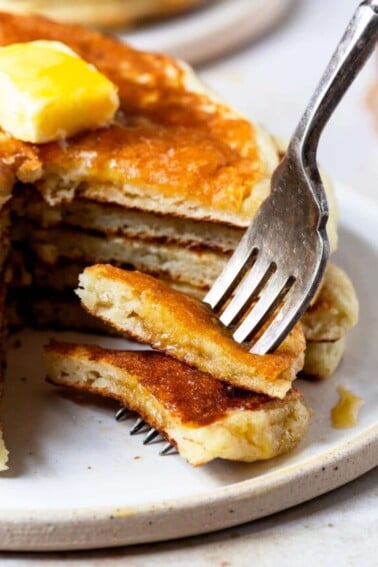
{"left": 0, "top": 12, "right": 264, "bottom": 220}
{"left": 77, "top": 265, "right": 305, "bottom": 398}
{"left": 46, "top": 341, "right": 300, "bottom": 427}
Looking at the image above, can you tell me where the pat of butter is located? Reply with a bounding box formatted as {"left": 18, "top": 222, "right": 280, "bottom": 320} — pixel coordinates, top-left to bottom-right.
{"left": 0, "top": 40, "right": 119, "bottom": 143}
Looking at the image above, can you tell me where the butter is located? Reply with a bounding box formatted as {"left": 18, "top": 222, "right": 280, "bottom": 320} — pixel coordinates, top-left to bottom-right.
{"left": 0, "top": 40, "right": 119, "bottom": 143}
{"left": 331, "top": 385, "right": 364, "bottom": 429}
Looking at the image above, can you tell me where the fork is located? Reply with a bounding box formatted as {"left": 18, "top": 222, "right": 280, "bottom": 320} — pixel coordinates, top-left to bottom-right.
{"left": 119, "top": 0, "right": 378, "bottom": 453}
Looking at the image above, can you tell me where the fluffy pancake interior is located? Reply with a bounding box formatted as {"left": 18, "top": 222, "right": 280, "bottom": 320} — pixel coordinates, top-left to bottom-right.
{"left": 13, "top": 221, "right": 228, "bottom": 289}
{"left": 45, "top": 342, "right": 310, "bottom": 466}
{"left": 76, "top": 264, "right": 305, "bottom": 399}
{"left": 12, "top": 187, "right": 243, "bottom": 253}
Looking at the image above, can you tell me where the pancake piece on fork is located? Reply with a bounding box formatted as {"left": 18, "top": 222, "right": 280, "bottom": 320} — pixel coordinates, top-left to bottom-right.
{"left": 45, "top": 342, "right": 310, "bottom": 466}
{"left": 76, "top": 264, "right": 306, "bottom": 399}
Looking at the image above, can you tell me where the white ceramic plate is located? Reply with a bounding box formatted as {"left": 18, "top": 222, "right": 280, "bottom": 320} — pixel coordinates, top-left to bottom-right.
{"left": 120, "top": 0, "right": 296, "bottom": 65}
{"left": 0, "top": 183, "right": 377, "bottom": 551}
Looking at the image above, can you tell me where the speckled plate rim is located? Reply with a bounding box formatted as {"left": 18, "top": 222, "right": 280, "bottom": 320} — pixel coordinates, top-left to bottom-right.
{"left": 1, "top": 185, "right": 378, "bottom": 551}
{"left": 1, "top": 426, "right": 377, "bottom": 551}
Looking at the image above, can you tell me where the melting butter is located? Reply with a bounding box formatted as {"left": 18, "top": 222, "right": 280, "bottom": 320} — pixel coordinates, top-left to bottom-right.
{"left": 0, "top": 40, "right": 119, "bottom": 143}
{"left": 331, "top": 385, "right": 364, "bottom": 429}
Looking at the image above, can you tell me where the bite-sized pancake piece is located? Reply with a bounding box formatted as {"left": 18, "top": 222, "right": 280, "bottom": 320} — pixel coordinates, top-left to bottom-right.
{"left": 302, "top": 264, "right": 358, "bottom": 342}
{"left": 302, "top": 337, "right": 346, "bottom": 382}
{"left": 301, "top": 263, "right": 358, "bottom": 381}
{"left": 12, "top": 188, "right": 243, "bottom": 253}
{"left": 13, "top": 222, "right": 227, "bottom": 288}
{"left": 77, "top": 265, "right": 305, "bottom": 398}
{"left": 45, "top": 342, "right": 310, "bottom": 466}
{"left": 0, "top": 11, "right": 278, "bottom": 226}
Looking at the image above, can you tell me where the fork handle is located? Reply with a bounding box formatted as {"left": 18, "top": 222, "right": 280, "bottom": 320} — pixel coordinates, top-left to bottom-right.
{"left": 290, "top": 0, "right": 378, "bottom": 197}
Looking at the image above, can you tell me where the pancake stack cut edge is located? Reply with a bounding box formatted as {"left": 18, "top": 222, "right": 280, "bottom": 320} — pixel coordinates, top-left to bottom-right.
{"left": 0, "top": 12, "right": 359, "bottom": 469}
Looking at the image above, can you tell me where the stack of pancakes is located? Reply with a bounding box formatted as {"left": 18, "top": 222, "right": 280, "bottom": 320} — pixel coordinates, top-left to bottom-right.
{"left": 0, "top": 13, "right": 358, "bottom": 469}
{"left": 4, "top": 12, "right": 281, "bottom": 326}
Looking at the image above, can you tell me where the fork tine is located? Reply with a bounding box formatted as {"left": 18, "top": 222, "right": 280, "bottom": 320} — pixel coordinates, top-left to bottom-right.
{"left": 232, "top": 273, "right": 294, "bottom": 345}
{"left": 250, "top": 285, "right": 307, "bottom": 354}
{"left": 159, "top": 443, "right": 177, "bottom": 456}
{"left": 130, "top": 417, "right": 148, "bottom": 435}
{"left": 204, "top": 239, "right": 257, "bottom": 311}
{"left": 115, "top": 407, "right": 130, "bottom": 422}
{"left": 143, "top": 428, "right": 160, "bottom": 445}
{"left": 220, "top": 257, "right": 275, "bottom": 327}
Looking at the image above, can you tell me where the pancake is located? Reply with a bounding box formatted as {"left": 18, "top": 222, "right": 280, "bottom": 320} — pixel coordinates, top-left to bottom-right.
{"left": 0, "top": 11, "right": 278, "bottom": 227}
{"left": 8, "top": 252, "right": 207, "bottom": 300}
{"left": 76, "top": 264, "right": 306, "bottom": 398}
{"left": 12, "top": 187, "right": 243, "bottom": 253}
{"left": 301, "top": 263, "right": 358, "bottom": 380}
{"left": 0, "top": 1, "right": 206, "bottom": 29}
{"left": 14, "top": 222, "right": 227, "bottom": 289}
{"left": 8, "top": 260, "right": 357, "bottom": 383}
{"left": 45, "top": 342, "right": 310, "bottom": 466}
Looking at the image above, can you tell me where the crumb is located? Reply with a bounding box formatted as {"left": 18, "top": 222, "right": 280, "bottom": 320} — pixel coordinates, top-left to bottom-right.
{"left": 134, "top": 456, "right": 141, "bottom": 460}
{"left": 20, "top": 376, "right": 27, "bottom": 382}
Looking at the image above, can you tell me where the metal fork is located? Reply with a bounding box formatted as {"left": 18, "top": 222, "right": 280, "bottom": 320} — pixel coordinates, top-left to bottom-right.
{"left": 118, "top": 0, "right": 378, "bottom": 453}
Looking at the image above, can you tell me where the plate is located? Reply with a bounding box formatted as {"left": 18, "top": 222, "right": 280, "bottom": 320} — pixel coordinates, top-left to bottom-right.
{"left": 0, "top": 183, "right": 377, "bottom": 551}
{"left": 121, "top": 0, "right": 296, "bottom": 65}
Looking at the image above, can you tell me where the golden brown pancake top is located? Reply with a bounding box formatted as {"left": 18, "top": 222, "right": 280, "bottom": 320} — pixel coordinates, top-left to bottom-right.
{"left": 78, "top": 265, "right": 305, "bottom": 398}
{"left": 0, "top": 12, "right": 264, "bottom": 218}
{"left": 46, "top": 341, "right": 300, "bottom": 427}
